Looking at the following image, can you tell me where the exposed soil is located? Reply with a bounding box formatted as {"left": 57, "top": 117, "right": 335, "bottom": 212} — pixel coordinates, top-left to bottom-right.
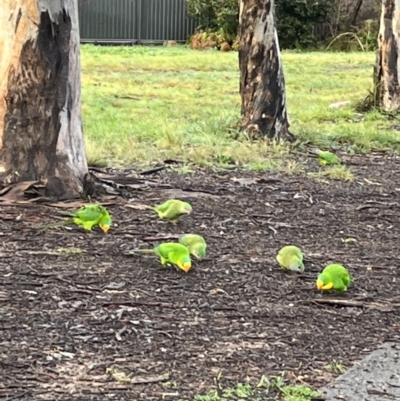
{"left": 2, "top": 153, "right": 400, "bottom": 400}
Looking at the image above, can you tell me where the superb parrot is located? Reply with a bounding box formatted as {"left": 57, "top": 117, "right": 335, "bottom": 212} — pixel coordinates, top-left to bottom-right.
{"left": 37, "top": 204, "right": 112, "bottom": 233}
{"left": 133, "top": 242, "right": 192, "bottom": 273}
{"left": 315, "top": 150, "right": 340, "bottom": 166}
{"left": 144, "top": 199, "right": 192, "bottom": 223}
{"left": 179, "top": 233, "right": 207, "bottom": 260}
{"left": 316, "top": 264, "right": 351, "bottom": 292}
{"left": 276, "top": 245, "right": 305, "bottom": 273}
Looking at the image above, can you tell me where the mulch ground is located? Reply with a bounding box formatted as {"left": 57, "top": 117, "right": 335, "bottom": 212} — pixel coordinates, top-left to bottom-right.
{"left": 2, "top": 153, "right": 400, "bottom": 400}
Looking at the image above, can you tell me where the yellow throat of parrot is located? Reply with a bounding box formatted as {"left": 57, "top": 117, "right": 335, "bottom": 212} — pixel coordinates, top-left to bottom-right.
{"left": 178, "top": 261, "right": 192, "bottom": 273}
{"left": 316, "top": 279, "right": 334, "bottom": 290}
{"left": 100, "top": 223, "right": 110, "bottom": 233}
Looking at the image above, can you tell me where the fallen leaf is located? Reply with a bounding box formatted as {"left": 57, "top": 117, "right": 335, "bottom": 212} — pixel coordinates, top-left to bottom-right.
{"left": 341, "top": 238, "right": 357, "bottom": 243}
{"left": 0, "top": 181, "right": 39, "bottom": 202}
{"left": 364, "top": 178, "right": 382, "bottom": 186}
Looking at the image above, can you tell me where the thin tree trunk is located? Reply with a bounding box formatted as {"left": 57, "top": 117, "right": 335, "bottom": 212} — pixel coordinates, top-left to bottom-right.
{"left": 349, "top": 0, "right": 364, "bottom": 27}
{"left": 239, "top": 0, "right": 293, "bottom": 140}
{"left": 0, "top": 0, "right": 88, "bottom": 198}
{"left": 374, "top": 0, "right": 400, "bottom": 111}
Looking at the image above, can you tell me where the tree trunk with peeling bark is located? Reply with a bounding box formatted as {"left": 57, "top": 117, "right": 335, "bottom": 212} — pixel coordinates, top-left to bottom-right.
{"left": 374, "top": 0, "right": 400, "bottom": 111}
{"left": 0, "top": 0, "right": 88, "bottom": 199}
{"left": 239, "top": 0, "right": 293, "bottom": 140}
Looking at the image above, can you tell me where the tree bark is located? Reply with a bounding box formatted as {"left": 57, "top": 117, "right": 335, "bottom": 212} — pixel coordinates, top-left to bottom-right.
{"left": 374, "top": 0, "right": 400, "bottom": 111}
{"left": 239, "top": 0, "right": 293, "bottom": 140}
{"left": 0, "top": 0, "right": 88, "bottom": 198}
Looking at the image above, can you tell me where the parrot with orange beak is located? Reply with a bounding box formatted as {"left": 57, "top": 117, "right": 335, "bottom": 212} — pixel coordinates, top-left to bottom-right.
{"left": 131, "top": 242, "right": 192, "bottom": 273}
{"left": 316, "top": 264, "right": 351, "bottom": 292}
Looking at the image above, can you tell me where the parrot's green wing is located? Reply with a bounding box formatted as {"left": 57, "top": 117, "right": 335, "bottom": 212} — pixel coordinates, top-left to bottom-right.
{"left": 179, "top": 234, "right": 207, "bottom": 259}
{"left": 58, "top": 204, "right": 101, "bottom": 218}
{"left": 154, "top": 200, "right": 175, "bottom": 213}
{"left": 276, "top": 245, "right": 304, "bottom": 273}
{"left": 331, "top": 264, "right": 351, "bottom": 291}
{"left": 342, "top": 271, "right": 351, "bottom": 287}
{"left": 73, "top": 205, "right": 106, "bottom": 221}
{"left": 316, "top": 150, "right": 340, "bottom": 166}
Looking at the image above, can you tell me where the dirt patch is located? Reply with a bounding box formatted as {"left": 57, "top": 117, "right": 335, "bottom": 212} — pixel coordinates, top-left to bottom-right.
{"left": 1, "top": 154, "right": 400, "bottom": 400}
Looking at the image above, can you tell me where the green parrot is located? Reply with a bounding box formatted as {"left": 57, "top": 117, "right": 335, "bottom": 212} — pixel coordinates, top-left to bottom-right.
{"left": 179, "top": 233, "right": 207, "bottom": 260}
{"left": 37, "top": 204, "right": 112, "bottom": 233}
{"left": 145, "top": 199, "right": 193, "bottom": 223}
{"left": 315, "top": 150, "right": 340, "bottom": 166}
{"left": 133, "top": 242, "right": 192, "bottom": 273}
{"left": 316, "top": 264, "right": 351, "bottom": 292}
{"left": 276, "top": 245, "right": 305, "bottom": 273}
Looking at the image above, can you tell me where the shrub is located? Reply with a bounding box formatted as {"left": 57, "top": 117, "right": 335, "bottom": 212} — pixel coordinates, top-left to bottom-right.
{"left": 186, "top": 0, "right": 239, "bottom": 38}
{"left": 186, "top": 0, "right": 334, "bottom": 50}
{"left": 276, "top": 0, "right": 333, "bottom": 49}
{"left": 189, "top": 29, "right": 234, "bottom": 50}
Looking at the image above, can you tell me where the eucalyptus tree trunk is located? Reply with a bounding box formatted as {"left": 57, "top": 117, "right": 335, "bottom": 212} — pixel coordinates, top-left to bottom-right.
{"left": 0, "top": 0, "right": 88, "bottom": 198}
{"left": 238, "top": 0, "right": 293, "bottom": 140}
{"left": 374, "top": 0, "right": 400, "bottom": 111}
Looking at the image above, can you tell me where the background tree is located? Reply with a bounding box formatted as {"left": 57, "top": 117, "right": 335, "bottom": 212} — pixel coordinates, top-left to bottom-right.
{"left": 0, "top": 0, "right": 88, "bottom": 199}
{"left": 186, "top": 0, "right": 334, "bottom": 50}
{"left": 238, "top": 0, "right": 293, "bottom": 140}
{"left": 374, "top": 0, "right": 400, "bottom": 111}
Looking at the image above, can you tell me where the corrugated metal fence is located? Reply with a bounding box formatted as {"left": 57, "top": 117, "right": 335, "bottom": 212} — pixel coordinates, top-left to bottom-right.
{"left": 78, "top": 0, "right": 197, "bottom": 43}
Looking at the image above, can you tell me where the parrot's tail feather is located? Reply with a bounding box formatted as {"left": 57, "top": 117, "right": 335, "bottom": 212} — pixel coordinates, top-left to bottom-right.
{"left": 129, "top": 249, "right": 155, "bottom": 254}
{"left": 141, "top": 205, "right": 157, "bottom": 212}
{"left": 35, "top": 219, "right": 73, "bottom": 231}
{"left": 57, "top": 210, "right": 75, "bottom": 217}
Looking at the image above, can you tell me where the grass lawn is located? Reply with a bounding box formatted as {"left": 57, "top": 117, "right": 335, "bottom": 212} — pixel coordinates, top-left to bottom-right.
{"left": 81, "top": 45, "right": 400, "bottom": 173}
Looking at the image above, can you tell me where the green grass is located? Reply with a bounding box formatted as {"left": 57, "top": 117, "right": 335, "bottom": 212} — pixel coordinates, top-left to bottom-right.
{"left": 182, "top": 374, "right": 320, "bottom": 401}
{"left": 308, "top": 165, "right": 354, "bottom": 182}
{"left": 324, "top": 361, "right": 347, "bottom": 374}
{"left": 81, "top": 45, "right": 400, "bottom": 170}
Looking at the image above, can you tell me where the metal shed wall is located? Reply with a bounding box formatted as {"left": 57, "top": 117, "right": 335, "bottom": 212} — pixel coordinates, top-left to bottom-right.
{"left": 78, "top": 0, "right": 196, "bottom": 43}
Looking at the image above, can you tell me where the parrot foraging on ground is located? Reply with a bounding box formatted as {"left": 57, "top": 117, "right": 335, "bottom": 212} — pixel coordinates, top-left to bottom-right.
{"left": 276, "top": 245, "right": 305, "bottom": 273}
{"left": 37, "top": 204, "right": 112, "bottom": 233}
{"left": 144, "top": 199, "right": 193, "bottom": 223}
{"left": 316, "top": 264, "right": 351, "bottom": 292}
{"left": 315, "top": 150, "right": 340, "bottom": 166}
{"left": 179, "top": 233, "right": 207, "bottom": 260}
{"left": 132, "top": 242, "right": 192, "bottom": 273}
